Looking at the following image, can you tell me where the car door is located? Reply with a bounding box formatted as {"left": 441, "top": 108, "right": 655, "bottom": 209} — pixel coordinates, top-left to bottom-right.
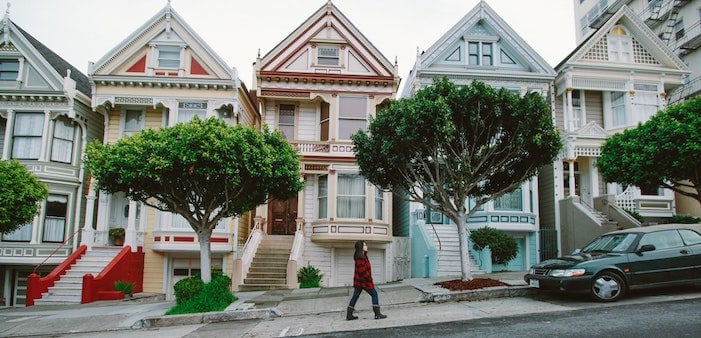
{"left": 679, "top": 229, "right": 701, "bottom": 280}
{"left": 627, "top": 230, "right": 687, "bottom": 286}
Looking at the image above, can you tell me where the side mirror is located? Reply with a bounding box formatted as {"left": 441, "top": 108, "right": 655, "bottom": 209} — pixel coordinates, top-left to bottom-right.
{"left": 636, "top": 244, "right": 656, "bottom": 254}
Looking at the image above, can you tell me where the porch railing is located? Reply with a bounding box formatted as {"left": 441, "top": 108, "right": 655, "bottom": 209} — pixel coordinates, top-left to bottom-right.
{"left": 232, "top": 217, "right": 263, "bottom": 291}
{"left": 81, "top": 245, "right": 144, "bottom": 303}
{"left": 286, "top": 218, "right": 305, "bottom": 289}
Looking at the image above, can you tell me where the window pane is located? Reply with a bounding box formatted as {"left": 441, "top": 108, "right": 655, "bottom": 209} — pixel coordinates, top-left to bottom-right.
{"left": 639, "top": 230, "right": 684, "bottom": 250}
{"left": 178, "top": 102, "right": 207, "bottom": 123}
{"left": 51, "top": 118, "right": 75, "bottom": 163}
{"left": 680, "top": 230, "right": 701, "bottom": 245}
{"left": 494, "top": 188, "right": 523, "bottom": 211}
{"left": 0, "top": 60, "right": 19, "bottom": 80}
{"left": 375, "top": 186, "right": 383, "bottom": 220}
{"left": 611, "top": 92, "right": 626, "bottom": 126}
{"left": 338, "top": 119, "right": 366, "bottom": 140}
{"left": 318, "top": 175, "right": 327, "bottom": 218}
{"left": 158, "top": 47, "right": 180, "bottom": 68}
{"left": 337, "top": 174, "right": 365, "bottom": 219}
{"left": 339, "top": 97, "right": 367, "bottom": 118}
{"left": 124, "top": 110, "right": 143, "bottom": 134}
{"left": 3, "top": 222, "right": 32, "bottom": 241}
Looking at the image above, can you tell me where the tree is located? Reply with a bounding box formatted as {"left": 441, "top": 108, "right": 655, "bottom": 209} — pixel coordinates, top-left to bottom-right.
{"left": 0, "top": 160, "right": 49, "bottom": 234}
{"left": 352, "top": 78, "right": 562, "bottom": 280}
{"left": 85, "top": 117, "right": 304, "bottom": 283}
{"left": 597, "top": 96, "right": 701, "bottom": 206}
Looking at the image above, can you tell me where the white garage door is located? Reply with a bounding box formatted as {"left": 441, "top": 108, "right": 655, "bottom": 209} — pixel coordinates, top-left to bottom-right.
{"left": 334, "top": 248, "right": 385, "bottom": 287}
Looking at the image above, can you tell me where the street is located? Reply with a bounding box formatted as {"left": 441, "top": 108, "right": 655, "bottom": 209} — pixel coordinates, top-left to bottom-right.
{"left": 304, "top": 298, "right": 701, "bottom": 338}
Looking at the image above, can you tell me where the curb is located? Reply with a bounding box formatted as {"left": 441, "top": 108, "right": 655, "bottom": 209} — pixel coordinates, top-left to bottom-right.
{"left": 133, "top": 308, "right": 282, "bottom": 329}
{"left": 421, "top": 285, "right": 537, "bottom": 303}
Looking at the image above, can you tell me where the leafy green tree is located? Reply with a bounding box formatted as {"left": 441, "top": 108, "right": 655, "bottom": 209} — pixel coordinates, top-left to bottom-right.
{"left": 470, "top": 227, "right": 518, "bottom": 265}
{"left": 352, "top": 78, "right": 561, "bottom": 280}
{"left": 597, "top": 97, "right": 701, "bottom": 206}
{"left": 0, "top": 160, "right": 49, "bottom": 234}
{"left": 85, "top": 117, "right": 304, "bottom": 282}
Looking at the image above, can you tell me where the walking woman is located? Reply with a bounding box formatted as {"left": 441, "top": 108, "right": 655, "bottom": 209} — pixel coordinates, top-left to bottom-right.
{"left": 346, "top": 240, "right": 387, "bottom": 320}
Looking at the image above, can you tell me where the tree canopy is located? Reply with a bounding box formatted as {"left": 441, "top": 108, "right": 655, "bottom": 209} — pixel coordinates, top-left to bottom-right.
{"left": 597, "top": 96, "right": 701, "bottom": 205}
{"left": 0, "top": 159, "right": 48, "bottom": 234}
{"left": 352, "top": 78, "right": 562, "bottom": 280}
{"left": 85, "top": 117, "right": 304, "bottom": 282}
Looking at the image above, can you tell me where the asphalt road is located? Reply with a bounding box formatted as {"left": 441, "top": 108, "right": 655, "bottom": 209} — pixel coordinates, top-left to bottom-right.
{"left": 306, "top": 298, "right": 701, "bottom": 338}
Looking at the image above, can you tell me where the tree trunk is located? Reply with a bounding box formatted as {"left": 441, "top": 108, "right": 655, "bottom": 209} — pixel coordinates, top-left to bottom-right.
{"left": 198, "top": 228, "right": 213, "bottom": 283}
{"left": 455, "top": 212, "right": 472, "bottom": 281}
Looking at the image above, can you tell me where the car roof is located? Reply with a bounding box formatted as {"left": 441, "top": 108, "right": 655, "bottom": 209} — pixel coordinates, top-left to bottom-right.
{"left": 607, "top": 223, "right": 701, "bottom": 235}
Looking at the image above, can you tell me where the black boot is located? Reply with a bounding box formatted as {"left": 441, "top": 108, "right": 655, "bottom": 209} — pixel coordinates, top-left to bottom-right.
{"left": 373, "top": 305, "right": 387, "bottom": 319}
{"left": 346, "top": 306, "right": 358, "bottom": 320}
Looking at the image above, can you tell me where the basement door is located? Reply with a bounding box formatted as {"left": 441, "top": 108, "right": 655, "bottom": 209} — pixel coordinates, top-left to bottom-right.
{"left": 334, "top": 248, "right": 385, "bottom": 287}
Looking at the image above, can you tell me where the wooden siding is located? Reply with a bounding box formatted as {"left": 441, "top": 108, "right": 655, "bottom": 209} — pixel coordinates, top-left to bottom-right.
{"left": 298, "top": 102, "right": 317, "bottom": 141}
{"left": 584, "top": 90, "right": 604, "bottom": 126}
{"left": 554, "top": 94, "right": 565, "bottom": 130}
{"left": 537, "top": 163, "right": 556, "bottom": 229}
{"left": 142, "top": 208, "right": 165, "bottom": 293}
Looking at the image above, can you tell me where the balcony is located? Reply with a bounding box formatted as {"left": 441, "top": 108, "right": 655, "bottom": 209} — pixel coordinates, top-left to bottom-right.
{"left": 292, "top": 141, "right": 355, "bottom": 158}
{"left": 310, "top": 220, "right": 391, "bottom": 243}
{"left": 677, "top": 20, "right": 701, "bottom": 51}
{"left": 151, "top": 230, "right": 233, "bottom": 253}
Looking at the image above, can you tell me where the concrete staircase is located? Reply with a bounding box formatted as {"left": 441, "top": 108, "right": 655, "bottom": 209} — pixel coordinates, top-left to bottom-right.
{"left": 238, "top": 235, "right": 293, "bottom": 291}
{"left": 424, "top": 223, "right": 484, "bottom": 277}
{"left": 34, "top": 247, "right": 121, "bottom": 305}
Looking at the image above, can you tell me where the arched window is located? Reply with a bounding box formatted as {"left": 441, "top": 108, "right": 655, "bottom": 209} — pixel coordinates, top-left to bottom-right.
{"left": 607, "top": 26, "right": 633, "bottom": 63}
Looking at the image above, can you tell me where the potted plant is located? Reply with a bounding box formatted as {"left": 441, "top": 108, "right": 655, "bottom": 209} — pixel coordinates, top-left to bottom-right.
{"left": 297, "top": 263, "right": 323, "bottom": 288}
{"left": 114, "top": 280, "right": 134, "bottom": 297}
{"left": 109, "top": 228, "right": 125, "bottom": 246}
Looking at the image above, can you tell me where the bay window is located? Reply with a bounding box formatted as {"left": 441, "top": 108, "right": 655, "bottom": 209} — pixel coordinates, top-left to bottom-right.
{"left": 318, "top": 175, "right": 328, "bottom": 218}
{"left": 2, "top": 222, "right": 32, "bottom": 242}
{"left": 51, "top": 117, "right": 75, "bottom": 163}
{"left": 12, "top": 112, "right": 44, "bottom": 160}
{"left": 338, "top": 96, "right": 367, "bottom": 140}
{"left": 611, "top": 91, "right": 626, "bottom": 127}
{"left": 374, "top": 186, "right": 384, "bottom": 221}
{"left": 337, "top": 174, "right": 365, "bottom": 219}
{"left": 42, "top": 194, "right": 67, "bottom": 243}
{"left": 494, "top": 187, "right": 523, "bottom": 211}
{"left": 178, "top": 102, "right": 207, "bottom": 123}
{"left": 279, "top": 104, "right": 295, "bottom": 140}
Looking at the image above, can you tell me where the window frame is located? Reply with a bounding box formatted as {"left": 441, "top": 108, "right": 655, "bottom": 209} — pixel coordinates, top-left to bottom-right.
{"left": 50, "top": 117, "right": 76, "bottom": 164}
{"left": 157, "top": 45, "right": 181, "bottom": 69}
{"left": 336, "top": 174, "right": 366, "bottom": 219}
{"left": 278, "top": 104, "right": 296, "bottom": 140}
{"left": 318, "top": 175, "right": 328, "bottom": 219}
{"left": 338, "top": 96, "right": 367, "bottom": 140}
{"left": 123, "top": 109, "right": 145, "bottom": 136}
{"left": 12, "top": 112, "right": 45, "bottom": 160}
{"left": 0, "top": 59, "right": 20, "bottom": 81}
{"left": 178, "top": 102, "right": 207, "bottom": 123}
{"left": 317, "top": 45, "right": 340, "bottom": 67}
{"left": 467, "top": 41, "right": 494, "bottom": 66}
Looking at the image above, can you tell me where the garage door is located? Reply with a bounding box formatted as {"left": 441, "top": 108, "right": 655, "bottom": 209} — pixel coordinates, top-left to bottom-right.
{"left": 334, "top": 248, "right": 385, "bottom": 287}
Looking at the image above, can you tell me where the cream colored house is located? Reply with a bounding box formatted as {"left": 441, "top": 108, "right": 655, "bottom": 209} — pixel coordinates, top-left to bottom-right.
{"left": 84, "top": 3, "right": 259, "bottom": 300}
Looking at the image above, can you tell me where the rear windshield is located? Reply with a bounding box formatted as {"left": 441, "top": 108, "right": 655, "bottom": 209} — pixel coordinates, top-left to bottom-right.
{"left": 581, "top": 233, "right": 638, "bottom": 253}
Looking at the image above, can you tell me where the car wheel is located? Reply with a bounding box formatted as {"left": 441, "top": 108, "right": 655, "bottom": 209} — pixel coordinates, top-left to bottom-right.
{"left": 591, "top": 271, "right": 625, "bottom": 302}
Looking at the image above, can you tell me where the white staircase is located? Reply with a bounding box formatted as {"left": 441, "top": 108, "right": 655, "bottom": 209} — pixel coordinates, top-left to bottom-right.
{"left": 34, "top": 247, "right": 121, "bottom": 305}
{"left": 239, "top": 235, "right": 293, "bottom": 291}
{"left": 424, "top": 223, "right": 484, "bottom": 277}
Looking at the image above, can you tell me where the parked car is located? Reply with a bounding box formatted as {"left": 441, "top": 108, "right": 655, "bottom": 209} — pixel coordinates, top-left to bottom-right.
{"left": 524, "top": 223, "right": 701, "bottom": 302}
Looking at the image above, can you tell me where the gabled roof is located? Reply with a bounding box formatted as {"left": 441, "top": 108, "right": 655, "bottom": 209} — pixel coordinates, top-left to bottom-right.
{"left": 258, "top": 0, "right": 396, "bottom": 79}
{"left": 0, "top": 17, "right": 90, "bottom": 97}
{"left": 555, "top": 5, "right": 688, "bottom": 72}
{"left": 90, "top": 2, "right": 234, "bottom": 80}
{"left": 416, "top": 1, "right": 555, "bottom": 77}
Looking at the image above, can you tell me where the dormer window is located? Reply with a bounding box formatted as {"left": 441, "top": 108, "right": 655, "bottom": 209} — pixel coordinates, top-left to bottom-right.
{"left": 468, "top": 42, "right": 493, "bottom": 66}
{"left": 317, "top": 45, "right": 340, "bottom": 66}
{"left": 0, "top": 60, "right": 19, "bottom": 80}
{"left": 157, "top": 46, "right": 181, "bottom": 68}
{"left": 607, "top": 26, "right": 633, "bottom": 63}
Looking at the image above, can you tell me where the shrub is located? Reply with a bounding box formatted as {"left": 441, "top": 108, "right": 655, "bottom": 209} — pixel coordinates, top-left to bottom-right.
{"left": 625, "top": 209, "right": 645, "bottom": 223}
{"left": 114, "top": 280, "right": 134, "bottom": 297}
{"left": 470, "top": 227, "right": 518, "bottom": 265}
{"left": 671, "top": 214, "right": 701, "bottom": 224}
{"left": 166, "top": 273, "right": 237, "bottom": 315}
{"left": 297, "top": 263, "right": 323, "bottom": 288}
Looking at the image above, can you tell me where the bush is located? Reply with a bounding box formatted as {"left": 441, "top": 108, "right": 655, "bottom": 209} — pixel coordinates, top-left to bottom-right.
{"left": 114, "top": 280, "right": 134, "bottom": 297}
{"left": 470, "top": 227, "right": 518, "bottom": 265}
{"left": 671, "top": 214, "right": 700, "bottom": 224}
{"left": 166, "top": 273, "right": 237, "bottom": 315}
{"left": 625, "top": 209, "right": 645, "bottom": 223}
{"left": 297, "top": 263, "right": 323, "bottom": 288}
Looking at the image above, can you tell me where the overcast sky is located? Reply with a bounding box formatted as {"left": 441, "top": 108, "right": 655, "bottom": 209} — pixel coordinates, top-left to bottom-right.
{"left": 6, "top": 0, "right": 575, "bottom": 93}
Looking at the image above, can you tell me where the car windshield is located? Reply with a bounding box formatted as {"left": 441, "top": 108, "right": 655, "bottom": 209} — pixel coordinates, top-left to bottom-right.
{"left": 581, "top": 233, "right": 638, "bottom": 253}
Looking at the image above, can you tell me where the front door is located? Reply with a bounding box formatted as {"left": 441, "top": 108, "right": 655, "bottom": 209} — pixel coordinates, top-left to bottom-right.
{"left": 268, "top": 198, "right": 298, "bottom": 235}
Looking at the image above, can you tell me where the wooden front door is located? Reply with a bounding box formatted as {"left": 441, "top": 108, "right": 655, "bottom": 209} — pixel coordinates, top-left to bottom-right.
{"left": 268, "top": 198, "right": 298, "bottom": 235}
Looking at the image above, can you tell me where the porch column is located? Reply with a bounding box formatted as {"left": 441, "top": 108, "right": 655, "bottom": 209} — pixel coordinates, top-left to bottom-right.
{"left": 81, "top": 180, "right": 96, "bottom": 249}
{"left": 565, "top": 88, "right": 574, "bottom": 131}
{"left": 125, "top": 200, "right": 138, "bottom": 252}
{"left": 568, "top": 160, "right": 576, "bottom": 197}
{"left": 95, "top": 192, "right": 110, "bottom": 246}
{"left": 589, "top": 159, "right": 600, "bottom": 197}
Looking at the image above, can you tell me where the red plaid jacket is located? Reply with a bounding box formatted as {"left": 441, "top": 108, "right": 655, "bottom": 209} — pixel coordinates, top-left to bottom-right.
{"left": 353, "top": 254, "right": 374, "bottom": 289}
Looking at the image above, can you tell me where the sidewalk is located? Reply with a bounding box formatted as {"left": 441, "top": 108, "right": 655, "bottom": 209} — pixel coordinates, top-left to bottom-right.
{"left": 0, "top": 272, "right": 535, "bottom": 337}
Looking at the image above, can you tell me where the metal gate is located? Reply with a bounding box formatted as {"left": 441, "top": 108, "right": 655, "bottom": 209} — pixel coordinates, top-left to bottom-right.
{"left": 539, "top": 228, "right": 558, "bottom": 261}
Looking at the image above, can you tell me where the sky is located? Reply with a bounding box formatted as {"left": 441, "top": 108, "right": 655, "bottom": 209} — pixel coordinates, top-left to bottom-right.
{"left": 6, "top": 0, "right": 575, "bottom": 94}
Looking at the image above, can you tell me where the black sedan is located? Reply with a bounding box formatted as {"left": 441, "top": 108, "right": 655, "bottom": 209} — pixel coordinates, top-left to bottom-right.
{"left": 524, "top": 223, "right": 701, "bottom": 302}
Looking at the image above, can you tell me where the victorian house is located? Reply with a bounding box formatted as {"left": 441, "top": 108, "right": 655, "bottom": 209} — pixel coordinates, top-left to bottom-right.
{"left": 0, "top": 13, "right": 102, "bottom": 306}
{"left": 400, "top": 1, "right": 556, "bottom": 276}
{"left": 540, "top": 5, "right": 690, "bottom": 256}
{"left": 242, "top": 1, "right": 404, "bottom": 288}
{"left": 574, "top": 0, "right": 701, "bottom": 218}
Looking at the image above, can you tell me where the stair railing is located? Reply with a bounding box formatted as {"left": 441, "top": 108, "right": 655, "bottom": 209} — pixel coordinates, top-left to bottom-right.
{"left": 287, "top": 217, "right": 305, "bottom": 289}
{"left": 81, "top": 245, "right": 144, "bottom": 303}
{"left": 232, "top": 217, "right": 263, "bottom": 291}
{"left": 32, "top": 228, "right": 83, "bottom": 275}
{"left": 26, "top": 244, "right": 87, "bottom": 306}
